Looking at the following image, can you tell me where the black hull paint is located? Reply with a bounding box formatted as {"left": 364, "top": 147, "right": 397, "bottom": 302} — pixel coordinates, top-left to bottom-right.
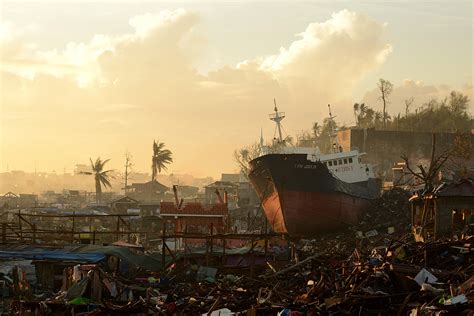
{"left": 248, "top": 154, "right": 380, "bottom": 236}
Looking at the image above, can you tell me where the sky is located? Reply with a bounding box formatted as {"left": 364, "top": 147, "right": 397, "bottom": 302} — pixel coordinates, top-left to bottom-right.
{"left": 0, "top": 0, "right": 472, "bottom": 178}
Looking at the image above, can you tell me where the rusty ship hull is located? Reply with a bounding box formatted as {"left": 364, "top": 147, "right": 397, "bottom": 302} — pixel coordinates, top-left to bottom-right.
{"left": 249, "top": 153, "right": 379, "bottom": 237}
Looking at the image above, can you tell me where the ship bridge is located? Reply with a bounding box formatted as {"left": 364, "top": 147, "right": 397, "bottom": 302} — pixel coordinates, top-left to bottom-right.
{"left": 319, "top": 150, "right": 374, "bottom": 184}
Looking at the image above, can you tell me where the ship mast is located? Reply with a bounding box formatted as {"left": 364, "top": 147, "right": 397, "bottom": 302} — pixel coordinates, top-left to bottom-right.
{"left": 269, "top": 99, "right": 286, "bottom": 143}
{"left": 327, "top": 104, "right": 341, "bottom": 153}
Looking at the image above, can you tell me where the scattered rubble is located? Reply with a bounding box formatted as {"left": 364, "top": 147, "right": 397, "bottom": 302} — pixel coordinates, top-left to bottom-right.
{"left": 0, "top": 188, "right": 472, "bottom": 315}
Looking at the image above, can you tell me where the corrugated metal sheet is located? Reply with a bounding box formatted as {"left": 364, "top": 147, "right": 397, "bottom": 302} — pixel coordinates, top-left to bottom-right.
{"left": 161, "top": 202, "right": 228, "bottom": 216}
{"left": 0, "top": 250, "right": 105, "bottom": 262}
{"left": 436, "top": 178, "right": 474, "bottom": 197}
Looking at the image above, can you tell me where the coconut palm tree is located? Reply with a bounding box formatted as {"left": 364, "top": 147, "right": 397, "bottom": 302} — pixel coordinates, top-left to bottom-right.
{"left": 312, "top": 122, "right": 321, "bottom": 138}
{"left": 354, "top": 103, "right": 369, "bottom": 127}
{"left": 80, "top": 157, "right": 113, "bottom": 204}
{"left": 151, "top": 140, "right": 173, "bottom": 181}
{"left": 374, "top": 111, "right": 384, "bottom": 128}
{"left": 353, "top": 103, "right": 360, "bottom": 126}
{"left": 358, "top": 105, "right": 372, "bottom": 127}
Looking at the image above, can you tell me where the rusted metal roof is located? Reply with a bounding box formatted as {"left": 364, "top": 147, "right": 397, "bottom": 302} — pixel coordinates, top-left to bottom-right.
{"left": 435, "top": 177, "right": 474, "bottom": 197}
{"left": 130, "top": 180, "right": 169, "bottom": 192}
{"left": 160, "top": 201, "right": 228, "bottom": 216}
{"left": 409, "top": 178, "right": 474, "bottom": 201}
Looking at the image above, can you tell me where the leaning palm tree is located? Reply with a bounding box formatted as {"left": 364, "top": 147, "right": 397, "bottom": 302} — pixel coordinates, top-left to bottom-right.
{"left": 81, "top": 157, "right": 113, "bottom": 204}
{"left": 353, "top": 103, "right": 360, "bottom": 126}
{"left": 357, "top": 103, "right": 367, "bottom": 126}
{"left": 151, "top": 140, "right": 173, "bottom": 181}
{"left": 312, "top": 122, "right": 321, "bottom": 138}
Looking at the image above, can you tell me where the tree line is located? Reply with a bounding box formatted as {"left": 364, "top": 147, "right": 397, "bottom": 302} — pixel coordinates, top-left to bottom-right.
{"left": 298, "top": 79, "right": 473, "bottom": 151}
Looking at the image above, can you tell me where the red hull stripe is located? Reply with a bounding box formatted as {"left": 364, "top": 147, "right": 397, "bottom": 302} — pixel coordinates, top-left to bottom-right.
{"left": 263, "top": 190, "right": 369, "bottom": 236}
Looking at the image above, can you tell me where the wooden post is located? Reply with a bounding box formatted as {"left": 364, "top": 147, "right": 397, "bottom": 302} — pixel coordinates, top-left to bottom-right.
{"left": 162, "top": 221, "right": 166, "bottom": 269}
{"left": 32, "top": 224, "right": 36, "bottom": 244}
{"left": 18, "top": 210, "right": 23, "bottom": 242}
{"left": 205, "top": 237, "right": 209, "bottom": 266}
{"left": 92, "top": 230, "right": 96, "bottom": 245}
{"left": 184, "top": 226, "right": 187, "bottom": 265}
{"left": 209, "top": 223, "right": 214, "bottom": 256}
{"left": 247, "top": 211, "right": 250, "bottom": 231}
{"left": 2, "top": 223, "right": 6, "bottom": 243}
{"left": 71, "top": 211, "right": 75, "bottom": 243}
{"left": 287, "top": 238, "right": 291, "bottom": 261}
{"left": 264, "top": 236, "right": 268, "bottom": 256}
{"left": 250, "top": 238, "right": 255, "bottom": 277}
{"left": 116, "top": 215, "right": 121, "bottom": 241}
{"left": 222, "top": 236, "right": 226, "bottom": 263}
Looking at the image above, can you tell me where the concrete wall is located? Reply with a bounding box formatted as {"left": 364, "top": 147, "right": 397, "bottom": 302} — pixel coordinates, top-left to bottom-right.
{"left": 338, "top": 128, "right": 473, "bottom": 175}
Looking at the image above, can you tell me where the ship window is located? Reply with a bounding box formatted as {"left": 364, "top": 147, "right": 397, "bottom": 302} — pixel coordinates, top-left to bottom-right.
{"left": 349, "top": 157, "right": 353, "bottom": 163}
{"left": 338, "top": 159, "right": 343, "bottom": 165}
{"left": 328, "top": 161, "right": 333, "bottom": 166}
{"left": 358, "top": 158, "right": 362, "bottom": 163}
{"left": 344, "top": 158, "right": 348, "bottom": 164}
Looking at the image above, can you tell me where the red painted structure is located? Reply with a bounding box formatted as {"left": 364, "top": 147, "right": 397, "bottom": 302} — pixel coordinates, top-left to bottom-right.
{"left": 262, "top": 190, "right": 370, "bottom": 235}
{"left": 160, "top": 202, "right": 228, "bottom": 234}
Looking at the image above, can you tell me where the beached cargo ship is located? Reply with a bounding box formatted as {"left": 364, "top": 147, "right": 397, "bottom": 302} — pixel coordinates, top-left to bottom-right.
{"left": 248, "top": 103, "right": 380, "bottom": 237}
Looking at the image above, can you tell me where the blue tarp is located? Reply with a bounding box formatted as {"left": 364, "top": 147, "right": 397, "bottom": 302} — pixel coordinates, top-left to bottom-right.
{"left": 0, "top": 250, "right": 105, "bottom": 263}
{"left": 69, "top": 245, "right": 162, "bottom": 271}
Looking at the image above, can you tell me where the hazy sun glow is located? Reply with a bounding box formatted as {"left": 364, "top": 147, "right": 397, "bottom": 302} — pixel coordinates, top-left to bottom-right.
{"left": 0, "top": 2, "right": 472, "bottom": 178}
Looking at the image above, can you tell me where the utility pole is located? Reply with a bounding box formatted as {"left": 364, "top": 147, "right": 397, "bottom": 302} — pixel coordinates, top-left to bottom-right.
{"left": 123, "top": 152, "right": 133, "bottom": 195}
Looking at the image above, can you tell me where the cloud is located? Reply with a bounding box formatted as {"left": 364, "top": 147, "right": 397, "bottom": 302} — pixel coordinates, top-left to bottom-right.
{"left": 1, "top": 9, "right": 394, "bottom": 176}
{"left": 262, "top": 10, "right": 392, "bottom": 74}
{"left": 97, "top": 103, "right": 138, "bottom": 112}
{"left": 259, "top": 10, "right": 392, "bottom": 100}
{"left": 100, "top": 118, "right": 128, "bottom": 126}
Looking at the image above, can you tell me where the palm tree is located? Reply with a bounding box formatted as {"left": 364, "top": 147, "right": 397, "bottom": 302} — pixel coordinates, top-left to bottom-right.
{"left": 359, "top": 105, "right": 372, "bottom": 127}
{"left": 81, "top": 157, "right": 113, "bottom": 204}
{"left": 151, "top": 140, "right": 173, "bottom": 181}
{"left": 312, "top": 122, "right": 321, "bottom": 138}
{"left": 353, "top": 103, "right": 360, "bottom": 126}
{"left": 355, "top": 103, "right": 368, "bottom": 127}
{"left": 374, "top": 111, "right": 384, "bottom": 128}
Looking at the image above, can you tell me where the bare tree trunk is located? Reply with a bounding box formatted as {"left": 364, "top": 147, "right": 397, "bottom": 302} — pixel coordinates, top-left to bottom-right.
{"left": 96, "top": 178, "right": 101, "bottom": 205}
{"left": 382, "top": 93, "right": 387, "bottom": 129}
{"left": 425, "top": 133, "right": 437, "bottom": 189}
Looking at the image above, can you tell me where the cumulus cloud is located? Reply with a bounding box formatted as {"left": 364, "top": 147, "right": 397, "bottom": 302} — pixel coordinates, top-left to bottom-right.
{"left": 1, "top": 9, "right": 393, "bottom": 176}
{"left": 97, "top": 103, "right": 139, "bottom": 112}
{"left": 261, "top": 10, "right": 392, "bottom": 94}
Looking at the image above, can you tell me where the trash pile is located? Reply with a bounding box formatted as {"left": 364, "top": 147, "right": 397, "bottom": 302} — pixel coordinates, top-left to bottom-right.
{"left": 2, "top": 234, "right": 471, "bottom": 315}
{"left": 358, "top": 187, "right": 412, "bottom": 233}
{"left": 0, "top": 189, "right": 472, "bottom": 315}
